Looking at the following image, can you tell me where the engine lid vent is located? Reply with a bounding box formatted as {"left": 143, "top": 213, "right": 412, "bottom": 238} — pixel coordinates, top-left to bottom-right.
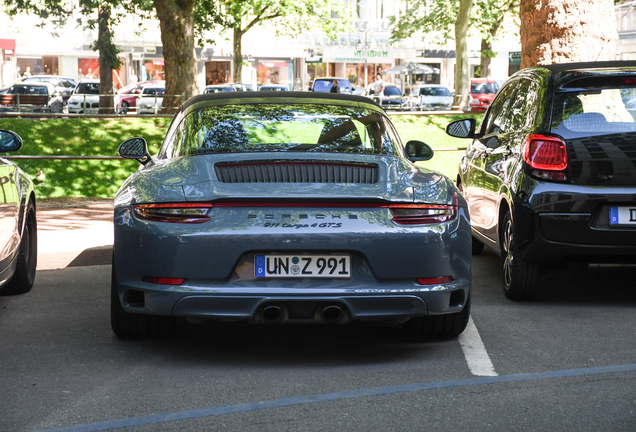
{"left": 215, "top": 161, "right": 379, "bottom": 184}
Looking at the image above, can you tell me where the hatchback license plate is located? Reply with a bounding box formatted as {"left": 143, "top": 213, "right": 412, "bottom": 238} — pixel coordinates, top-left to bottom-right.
{"left": 610, "top": 206, "right": 636, "bottom": 226}
{"left": 255, "top": 254, "right": 351, "bottom": 278}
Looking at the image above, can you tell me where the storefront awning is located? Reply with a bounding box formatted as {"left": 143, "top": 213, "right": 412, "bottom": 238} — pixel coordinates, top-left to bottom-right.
{"left": 0, "top": 39, "right": 16, "bottom": 51}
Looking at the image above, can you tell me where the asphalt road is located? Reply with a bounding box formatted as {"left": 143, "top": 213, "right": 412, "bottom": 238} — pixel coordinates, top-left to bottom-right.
{"left": 1, "top": 201, "right": 635, "bottom": 432}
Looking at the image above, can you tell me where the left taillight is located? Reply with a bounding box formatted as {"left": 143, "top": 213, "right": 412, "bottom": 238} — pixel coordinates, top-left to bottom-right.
{"left": 133, "top": 203, "right": 212, "bottom": 223}
{"left": 390, "top": 203, "right": 457, "bottom": 224}
{"left": 523, "top": 134, "right": 567, "bottom": 171}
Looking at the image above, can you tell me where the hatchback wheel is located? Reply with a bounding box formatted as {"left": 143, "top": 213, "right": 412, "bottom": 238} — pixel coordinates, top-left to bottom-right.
{"left": 500, "top": 212, "right": 539, "bottom": 300}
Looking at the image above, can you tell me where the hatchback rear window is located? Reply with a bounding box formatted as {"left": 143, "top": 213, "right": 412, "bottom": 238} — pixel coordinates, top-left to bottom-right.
{"left": 551, "top": 82, "right": 636, "bottom": 137}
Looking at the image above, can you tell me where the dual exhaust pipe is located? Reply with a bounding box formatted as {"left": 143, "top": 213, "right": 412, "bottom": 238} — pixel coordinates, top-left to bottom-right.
{"left": 261, "top": 303, "right": 346, "bottom": 324}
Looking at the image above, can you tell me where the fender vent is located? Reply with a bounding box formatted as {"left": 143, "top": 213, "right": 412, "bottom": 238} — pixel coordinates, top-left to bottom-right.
{"left": 215, "top": 161, "right": 379, "bottom": 184}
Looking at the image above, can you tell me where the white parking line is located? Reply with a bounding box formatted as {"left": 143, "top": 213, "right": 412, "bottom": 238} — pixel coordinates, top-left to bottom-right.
{"left": 458, "top": 316, "right": 498, "bottom": 376}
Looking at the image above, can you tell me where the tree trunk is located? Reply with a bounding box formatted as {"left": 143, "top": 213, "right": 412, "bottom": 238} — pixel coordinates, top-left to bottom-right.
{"left": 96, "top": 5, "right": 115, "bottom": 114}
{"left": 454, "top": 0, "right": 474, "bottom": 110}
{"left": 154, "top": 0, "right": 199, "bottom": 114}
{"left": 520, "top": 0, "right": 617, "bottom": 69}
{"left": 233, "top": 27, "right": 244, "bottom": 84}
{"left": 479, "top": 38, "right": 493, "bottom": 78}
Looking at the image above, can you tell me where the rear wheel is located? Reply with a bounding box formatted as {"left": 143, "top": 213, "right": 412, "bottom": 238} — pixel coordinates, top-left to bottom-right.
{"left": 111, "top": 258, "right": 175, "bottom": 338}
{"left": 405, "top": 293, "right": 471, "bottom": 339}
{"left": 2, "top": 200, "right": 37, "bottom": 295}
{"left": 121, "top": 101, "right": 129, "bottom": 114}
{"left": 501, "top": 211, "right": 540, "bottom": 300}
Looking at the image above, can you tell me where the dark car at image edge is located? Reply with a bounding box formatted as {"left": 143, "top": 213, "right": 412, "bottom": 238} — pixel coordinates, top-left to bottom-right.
{"left": 0, "top": 130, "right": 37, "bottom": 297}
{"left": 447, "top": 61, "right": 636, "bottom": 300}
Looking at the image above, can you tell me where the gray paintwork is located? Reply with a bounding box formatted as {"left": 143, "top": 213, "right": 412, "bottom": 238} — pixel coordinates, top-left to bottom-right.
{"left": 113, "top": 93, "right": 471, "bottom": 325}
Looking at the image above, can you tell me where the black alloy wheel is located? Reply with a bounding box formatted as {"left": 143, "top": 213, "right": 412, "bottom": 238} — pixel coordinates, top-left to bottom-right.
{"left": 121, "top": 101, "right": 129, "bottom": 114}
{"left": 500, "top": 211, "right": 540, "bottom": 300}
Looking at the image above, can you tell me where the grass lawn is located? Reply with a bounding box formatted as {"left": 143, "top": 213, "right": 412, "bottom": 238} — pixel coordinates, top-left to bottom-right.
{"left": 0, "top": 113, "right": 482, "bottom": 199}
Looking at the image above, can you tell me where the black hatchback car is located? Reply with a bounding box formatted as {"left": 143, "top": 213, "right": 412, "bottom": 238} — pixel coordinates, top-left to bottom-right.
{"left": 447, "top": 61, "right": 636, "bottom": 300}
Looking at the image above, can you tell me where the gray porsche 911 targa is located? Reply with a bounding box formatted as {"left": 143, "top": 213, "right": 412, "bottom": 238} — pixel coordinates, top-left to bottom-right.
{"left": 112, "top": 92, "right": 471, "bottom": 339}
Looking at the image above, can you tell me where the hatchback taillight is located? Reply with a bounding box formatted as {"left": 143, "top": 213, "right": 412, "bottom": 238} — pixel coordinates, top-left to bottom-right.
{"left": 133, "top": 203, "right": 212, "bottom": 223}
{"left": 523, "top": 134, "right": 567, "bottom": 171}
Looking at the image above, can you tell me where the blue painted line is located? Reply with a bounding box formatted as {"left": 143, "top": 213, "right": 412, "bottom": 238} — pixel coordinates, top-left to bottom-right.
{"left": 40, "top": 363, "right": 636, "bottom": 432}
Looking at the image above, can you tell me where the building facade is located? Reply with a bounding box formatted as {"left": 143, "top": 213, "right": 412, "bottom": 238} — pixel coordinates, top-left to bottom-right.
{"left": 0, "top": 2, "right": 520, "bottom": 94}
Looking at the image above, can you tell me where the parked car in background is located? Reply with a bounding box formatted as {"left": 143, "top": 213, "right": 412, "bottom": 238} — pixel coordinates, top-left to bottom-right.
{"left": 116, "top": 81, "right": 164, "bottom": 114}
{"left": 137, "top": 84, "right": 165, "bottom": 114}
{"left": 447, "top": 61, "right": 636, "bottom": 300}
{"left": 204, "top": 83, "right": 252, "bottom": 93}
{"left": 19, "top": 75, "right": 77, "bottom": 103}
{"left": 67, "top": 79, "right": 117, "bottom": 114}
{"left": 410, "top": 84, "right": 454, "bottom": 111}
{"left": 111, "top": 91, "right": 471, "bottom": 339}
{"left": 0, "top": 82, "right": 63, "bottom": 113}
{"left": 311, "top": 78, "right": 353, "bottom": 94}
{"left": 375, "top": 84, "right": 410, "bottom": 110}
{"left": 0, "top": 130, "right": 37, "bottom": 296}
{"left": 258, "top": 84, "right": 289, "bottom": 91}
{"left": 466, "top": 78, "right": 499, "bottom": 112}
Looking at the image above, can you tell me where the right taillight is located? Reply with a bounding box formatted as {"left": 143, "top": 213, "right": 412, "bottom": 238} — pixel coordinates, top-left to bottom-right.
{"left": 523, "top": 134, "right": 568, "bottom": 181}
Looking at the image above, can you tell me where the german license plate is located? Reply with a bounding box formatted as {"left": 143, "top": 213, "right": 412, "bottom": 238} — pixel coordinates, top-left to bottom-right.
{"left": 255, "top": 254, "right": 351, "bottom": 278}
{"left": 86, "top": 108, "right": 99, "bottom": 114}
{"left": 610, "top": 206, "right": 636, "bottom": 226}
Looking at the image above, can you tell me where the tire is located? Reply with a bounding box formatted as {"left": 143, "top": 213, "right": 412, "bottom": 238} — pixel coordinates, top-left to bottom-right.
{"left": 121, "top": 101, "right": 129, "bottom": 114}
{"left": 500, "top": 211, "right": 540, "bottom": 300}
{"left": 3, "top": 200, "right": 37, "bottom": 295}
{"left": 110, "top": 258, "right": 175, "bottom": 338}
{"left": 472, "top": 236, "right": 485, "bottom": 255}
{"left": 404, "top": 292, "right": 471, "bottom": 339}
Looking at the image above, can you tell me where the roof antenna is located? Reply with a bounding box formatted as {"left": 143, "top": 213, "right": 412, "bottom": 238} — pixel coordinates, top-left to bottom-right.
{"left": 595, "top": 45, "right": 605, "bottom": 62}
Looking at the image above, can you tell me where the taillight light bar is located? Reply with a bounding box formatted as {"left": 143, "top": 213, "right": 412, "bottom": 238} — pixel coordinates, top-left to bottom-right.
{"left": 132, "top": 201, "right": 458, "bottom": 225}
{"left": 133, "top": 203, "right": 212, "bottom": 223}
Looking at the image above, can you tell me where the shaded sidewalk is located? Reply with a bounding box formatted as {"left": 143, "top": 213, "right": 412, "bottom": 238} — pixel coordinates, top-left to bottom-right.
{"left": 37, "top": 198, "right": 114, "bottom": 270}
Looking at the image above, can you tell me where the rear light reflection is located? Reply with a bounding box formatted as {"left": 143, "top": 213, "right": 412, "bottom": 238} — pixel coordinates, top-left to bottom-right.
{"left": 134, "top": 203, "right": 212, "bottom": 223}
{"left": 141, "top": 276, "right": 185, "bottom": 285}
{"left": 418, "top": 276, "right": 453, "bottom": 285}
{"left": 390, "top": 203, "right": 457, "bottom": 224}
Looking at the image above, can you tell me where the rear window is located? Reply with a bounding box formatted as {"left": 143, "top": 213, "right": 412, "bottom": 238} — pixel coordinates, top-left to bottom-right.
{"left": 143, "top": 87, "right": 165, "bottom": 96}
{"left": 551, "top": 83, "right": 636, "bottom": 137}
{"left": 312, "top": 79, "right": 349, "bottom": 92}
{"left": 10, "top": 85, "right": 47, "bottom": 95}
{"left": 205, "top": 87, "right": 235, "bottom": 93}
{"left": 471, "top": 82, "right": 498, "bottom": 94}
{"left": 420, "top": 87, "right": 451, "bottom": 96}
{"left": 384, "top": 87, "right": 402, "bottom": 96}
{"left": 75, "top": 83, "right": 100, "bottom": 94}
{"left": 160, "top": 104, "right": 402, "bottom": 159}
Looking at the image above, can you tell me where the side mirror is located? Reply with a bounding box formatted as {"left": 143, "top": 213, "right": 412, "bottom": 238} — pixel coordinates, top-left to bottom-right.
{"left": 405, "top": 140, "right": 434, "bottom": 162}
{"left": 118, "top": 137, "right": 152, "bottom": 165}
{"left": 0, "top": 130, "right": 23, "bottom": 153}
{"left": 446, "top": 118, "right": 476, "bottom": 139}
